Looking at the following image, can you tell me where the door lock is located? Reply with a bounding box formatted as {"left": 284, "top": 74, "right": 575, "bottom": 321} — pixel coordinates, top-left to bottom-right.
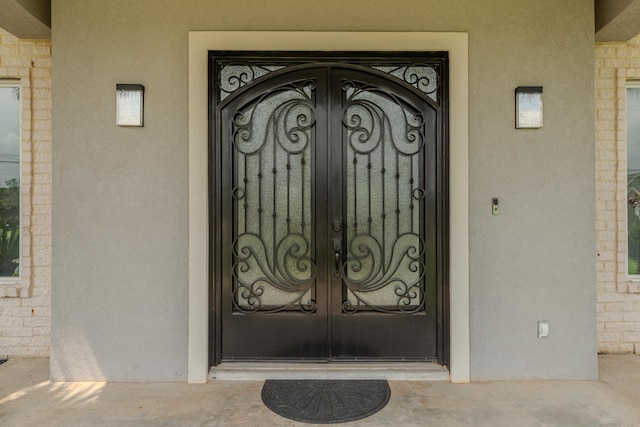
{"left": 332, "top": 219, "right": 342, "bottom": 233}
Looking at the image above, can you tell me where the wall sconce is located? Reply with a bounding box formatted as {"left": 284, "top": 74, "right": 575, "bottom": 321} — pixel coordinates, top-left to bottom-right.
{"left": 116, "top": 84, "right": 145, "bottom": 127}
{"left": 515, "top": 86, "right": 543, "bottom": 129}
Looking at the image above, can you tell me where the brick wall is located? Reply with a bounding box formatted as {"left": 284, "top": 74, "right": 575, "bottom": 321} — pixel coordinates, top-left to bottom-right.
{"left": 596, "top": 35, "right": 640, "bottom": 354}
{"left": 0, "top": 28, "right": 51, "bottom": 357}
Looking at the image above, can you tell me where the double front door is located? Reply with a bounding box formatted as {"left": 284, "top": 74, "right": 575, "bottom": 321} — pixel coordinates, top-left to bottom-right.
{"left": 213, "top": 55, "right": 447, "bottom": 363}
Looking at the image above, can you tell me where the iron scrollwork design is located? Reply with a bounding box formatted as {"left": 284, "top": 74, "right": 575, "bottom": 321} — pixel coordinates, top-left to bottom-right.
{"left": 371, "top": 64, "right": 439, "bottom": 101}
{"left": 341, "top": 234, "right": 426, "bottom": 314}
{"left": 343, "top": 81, "right": 426, "bottom": 155}
{"left": 232, "top": 234, "right": 316, "bottom": 313}
{"left": 218, "top": 62, "right": 286, "bottom": 101}
{"left": 339, "top": 80, "right": 427, "bottom": 314}
{"left": 231, "top": 80, "right": 317, "bottom": 314}
{"left": 216, "top": 60, "right": 441, "bottom": 104}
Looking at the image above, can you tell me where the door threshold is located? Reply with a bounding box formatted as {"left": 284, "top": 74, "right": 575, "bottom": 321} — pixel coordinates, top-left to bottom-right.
{"left": 210, "top": 362, "right": 449, "bottom": 381}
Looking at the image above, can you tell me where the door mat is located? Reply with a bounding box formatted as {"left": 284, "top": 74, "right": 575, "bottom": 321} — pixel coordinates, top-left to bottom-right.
{"left": 261, "top": 380, "right": 390, "bottom": 424}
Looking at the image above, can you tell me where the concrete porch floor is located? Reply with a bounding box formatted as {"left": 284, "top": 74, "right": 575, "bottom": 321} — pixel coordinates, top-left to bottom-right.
{"left": 1, "top": 355, "right": 640, "bottom": 426}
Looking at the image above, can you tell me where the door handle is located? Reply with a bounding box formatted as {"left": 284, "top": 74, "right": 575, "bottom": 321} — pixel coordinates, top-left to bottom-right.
{"left": 334, "top": 251, "right": 341, "bottom": 278}
{"left": 333, "top": 238, "right": 341, "bottom": 278}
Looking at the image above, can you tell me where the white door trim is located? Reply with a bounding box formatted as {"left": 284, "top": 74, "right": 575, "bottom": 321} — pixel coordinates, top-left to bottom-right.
{"left": 188, "top": 31, "right": 470, "bottom": 383}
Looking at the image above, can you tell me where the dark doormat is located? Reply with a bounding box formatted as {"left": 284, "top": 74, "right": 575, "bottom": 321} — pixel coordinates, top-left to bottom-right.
{"left": 261, "top": 380, "right": 390, "bottom": 424}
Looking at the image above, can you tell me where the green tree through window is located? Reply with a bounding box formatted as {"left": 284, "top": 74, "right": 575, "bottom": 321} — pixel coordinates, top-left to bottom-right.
{"left": 0, "top": 179, "right": 19, "bottom": 276}
{"left": 0, "top": 84, "right": 20, "bottom": 277}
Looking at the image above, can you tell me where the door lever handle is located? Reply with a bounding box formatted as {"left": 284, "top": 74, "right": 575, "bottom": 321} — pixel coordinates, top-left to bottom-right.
{"left": 333, "top": 238, "right": 341, "bottom": 277}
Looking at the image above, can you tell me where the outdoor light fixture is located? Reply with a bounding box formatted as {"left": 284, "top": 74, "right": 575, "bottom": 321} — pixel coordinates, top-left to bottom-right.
{"left": 116, "top": 84, "right": 145, "bottom": 126}
{"left": 515, "top": 86, "right": 543, "bottom": 129}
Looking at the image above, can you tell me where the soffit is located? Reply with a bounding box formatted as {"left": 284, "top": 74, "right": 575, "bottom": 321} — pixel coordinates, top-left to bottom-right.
{"left": 596, "top": 0, "right": 640, "bottom": 42}
{"left": 0, "top": 0, "right": 50, "bottom": 39}
{"left": 0, "top": 1, "right": 637, "bottom": 43}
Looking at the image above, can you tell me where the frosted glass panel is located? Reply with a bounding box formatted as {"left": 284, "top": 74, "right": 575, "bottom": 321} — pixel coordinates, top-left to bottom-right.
{"left": 341, "top": 85, "right": 425, "bottom": 313}
{"left": 219, "top": 64, "right": 286, "bottom": 100}
{"left": 116, "top": 86, "right": 144, "bottom": 126}
{"left": 232, "top": 84, "right": 316, "bottom": 312}
{"left": 371, "top": 65, "right": 438, "bottom": 102}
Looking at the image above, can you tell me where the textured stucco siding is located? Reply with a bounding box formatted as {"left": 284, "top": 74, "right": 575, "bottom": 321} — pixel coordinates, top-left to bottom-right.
{"left": 51, "top": 0, "right": 597, "bottom": 381}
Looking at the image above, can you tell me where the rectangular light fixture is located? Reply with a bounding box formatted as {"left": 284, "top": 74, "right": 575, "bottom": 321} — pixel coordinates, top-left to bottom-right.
{"left": 515, "top": 86, "right": 543, "bottom": 129}
{"left": 116, "top": 84, "right": 145, "bottom": 126}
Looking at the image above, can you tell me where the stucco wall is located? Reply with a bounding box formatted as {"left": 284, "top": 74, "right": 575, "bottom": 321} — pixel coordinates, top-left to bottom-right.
{"left": 0, "top": 28, "right": 51, "bottom": 357}
{"left": 595, "top": 35, "right": 640, "bottom": 354}
{"left": 51, "top": 0, "right": 597, "bottom": 381}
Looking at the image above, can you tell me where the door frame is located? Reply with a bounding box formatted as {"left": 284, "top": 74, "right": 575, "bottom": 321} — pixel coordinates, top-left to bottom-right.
{"left": 188, "top": 31, "right": 470, "bottom": 383}
{"left": 212, "top": 58, "right": 446, "bottom": 362}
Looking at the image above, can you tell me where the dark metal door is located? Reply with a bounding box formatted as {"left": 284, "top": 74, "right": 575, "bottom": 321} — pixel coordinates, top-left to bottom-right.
{"left": 213, "top": 56, "right": 446, "bottom": 363}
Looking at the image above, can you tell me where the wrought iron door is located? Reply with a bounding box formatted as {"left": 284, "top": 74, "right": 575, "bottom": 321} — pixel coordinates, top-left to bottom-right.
{"left": 212, "top": 54, "right": 447, "bottom": 363}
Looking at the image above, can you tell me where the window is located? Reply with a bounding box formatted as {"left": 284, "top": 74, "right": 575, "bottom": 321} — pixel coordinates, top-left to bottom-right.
{"left": 0, "top": 81, "right": 20, "bottom": 279}
{"left": 627, "top": 82, "right": 640, "bottom": 275}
